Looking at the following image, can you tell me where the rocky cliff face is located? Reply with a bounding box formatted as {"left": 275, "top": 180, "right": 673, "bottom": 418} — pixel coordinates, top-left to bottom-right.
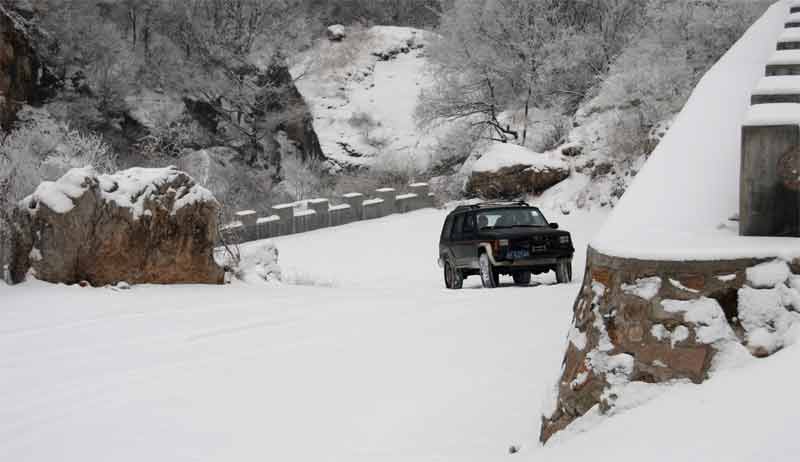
{"left": 12, "top": 166, "right": 225, "bottom": 285}
{"left": 0, "top": 5, "right": 56, "bottom": 129}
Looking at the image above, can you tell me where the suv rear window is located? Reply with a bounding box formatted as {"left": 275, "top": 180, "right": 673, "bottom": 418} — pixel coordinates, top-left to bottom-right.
{"left": 441, "top": 216, "right": 454, "bottom": 241}
{"left": 451, "top": 214, "right": 464, "bottom": 240}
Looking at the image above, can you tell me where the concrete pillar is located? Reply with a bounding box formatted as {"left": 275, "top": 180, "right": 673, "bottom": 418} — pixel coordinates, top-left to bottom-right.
{"left": 329, "top": 204, "right": 353, "bottom": 226}
{"left": 395, "top": 193, "right": 418, "bottom": 213}
{"left": 272, "top": 203, "right": 295, "bottom": 236}
{"left": 307, "top": 198, "right": 330, "bottom": 228}
{"left": 342, "top": 193, "right": 365, "bottom": 221}
{"left": 375, "top": 188, "right": 396, "bottom": 215}
{"left": 363, "top": 198, "right": 385, "bottom": 220}
{"left": 740, "top": 124, "right": 800, "bottom": 236}
{"left": 293, "top": 209, "right": 316, "bottom": 233}
{"left": 257, "top": 215, "right": 280, "bottom": 239}
{"left": 235, "top": 210, "right": 258, "bottom": 242}
{"left": 408, "top": 183, "right": 433, "bottom": 208}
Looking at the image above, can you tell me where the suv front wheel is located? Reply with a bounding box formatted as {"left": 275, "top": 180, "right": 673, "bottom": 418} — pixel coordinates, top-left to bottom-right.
{"left": 479, "top": 253, "right": 499, "bottom": 288}
{"left": 555, "top": 259, "right": 573, "bottom": 284}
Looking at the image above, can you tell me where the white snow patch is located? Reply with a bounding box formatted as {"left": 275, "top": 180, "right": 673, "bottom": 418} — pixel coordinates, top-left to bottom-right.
{"left": 471, "top": 142, "right": 566, "bottom": 173}
{"left": 717, "top": 273, "right": 737, "bottom": 282}
{"left": 568, "top": 327, "right": 587, "bottom": 351}
{"left": 23, "top": 166, "right": 216, "bottom": 219}
{"left": 661, "top": 298, "right": 734, "bottom": 345}
{"left": 744, "top": 102, "right": 800, "bottom": 126}
{"left": 738, "top": 285, "right": 800, "bottom": 354}
{"left": 671, "top": 325, "right": 690, "bottom": 347}
{"left": 621, "top": 276, "right": 662, "bottom": 300}
{"left": 751, "top": 75, "right": 800, "bottom": 95}
{"left": 669, "top": 278, "right": 699, "bottom": 293}
{"left": 746, "top": 259, "right": 791, "bottom": 288}
{"left": 766, "top": 49, "right": 800, "bottom": 65}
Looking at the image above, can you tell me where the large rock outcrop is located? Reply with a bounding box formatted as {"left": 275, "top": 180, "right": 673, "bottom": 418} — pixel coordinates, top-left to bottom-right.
{"left": 0, "top": 4, "right": 56, "bottom": 129}
{"left": 12, "top": 166, "right": 225, "bottom": 285}
{"left": 465, "top": 143, "right": 569, "bottom": 199}
{"left": 539, "top": 250, "right": 800, "bottom": 443}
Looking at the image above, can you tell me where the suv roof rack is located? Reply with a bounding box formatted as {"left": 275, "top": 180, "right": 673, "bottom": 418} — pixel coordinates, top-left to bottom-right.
{"left": 452, "top": 200, "right": 530, "bottom": 212}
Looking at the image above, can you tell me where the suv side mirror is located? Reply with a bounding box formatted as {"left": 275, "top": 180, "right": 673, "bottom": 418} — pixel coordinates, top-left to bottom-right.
{"left": 549, "top": 223, "right": 559, "bottom": 229}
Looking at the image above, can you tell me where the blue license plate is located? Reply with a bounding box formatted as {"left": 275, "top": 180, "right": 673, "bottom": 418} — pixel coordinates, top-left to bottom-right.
{"left": 509, "top": 249, "right": 530, "bottom": 259}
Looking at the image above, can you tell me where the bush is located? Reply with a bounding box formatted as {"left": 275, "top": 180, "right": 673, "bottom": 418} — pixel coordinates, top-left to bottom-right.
{"left": 0, "top": 107, "right": 117, "bottom": 212}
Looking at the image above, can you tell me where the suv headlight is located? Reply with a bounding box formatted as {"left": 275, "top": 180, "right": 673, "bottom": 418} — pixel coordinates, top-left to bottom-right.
{"left": 559, "top": 235, "right": 571, "bottom": 245}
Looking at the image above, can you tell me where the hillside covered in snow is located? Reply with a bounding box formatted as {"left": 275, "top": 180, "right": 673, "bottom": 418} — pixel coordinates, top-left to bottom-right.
{"left": 292, "top": 26, "right": 453, "bottom": 171}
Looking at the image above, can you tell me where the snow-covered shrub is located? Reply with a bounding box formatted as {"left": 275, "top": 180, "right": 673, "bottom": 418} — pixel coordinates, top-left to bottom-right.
{"left": 0, "top": 107, "right": 117, "bottom": 213}
{"left": 275, "top": 155, "right": 329, "bottom": 202}
{"left": 226, "top": 241, "right": 282, "bottom": 284}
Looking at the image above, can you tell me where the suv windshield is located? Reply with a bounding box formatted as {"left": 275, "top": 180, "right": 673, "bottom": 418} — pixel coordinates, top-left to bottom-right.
{"left": 477, "top": 208, "right": 548, "bottom": 229}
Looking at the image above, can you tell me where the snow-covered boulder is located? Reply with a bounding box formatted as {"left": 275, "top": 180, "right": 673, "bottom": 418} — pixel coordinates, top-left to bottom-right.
{"left": 465, "top": 143, "right": 569, "bottom": 199}
{"left": 326, "top": 24, "right": 346, "bottom": 42}
{"left": 13, "top": 166, "right": 224, "bottom": 285}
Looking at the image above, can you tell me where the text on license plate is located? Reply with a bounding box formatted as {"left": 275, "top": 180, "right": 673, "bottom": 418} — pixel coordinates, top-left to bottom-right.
{"left": 509, "top": 249, "right": 530, "bottom": 259}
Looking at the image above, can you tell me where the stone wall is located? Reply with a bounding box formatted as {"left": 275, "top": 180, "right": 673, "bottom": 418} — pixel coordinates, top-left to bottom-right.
{"left": 539, "top": 248, "right": 800, "bottom": 443}
{"left": 224, "top": 182, "right": 436, "bottom": 244}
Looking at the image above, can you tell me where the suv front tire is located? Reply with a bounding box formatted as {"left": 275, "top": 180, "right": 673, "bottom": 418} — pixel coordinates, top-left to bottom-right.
{"left": 479, "top": 253, "right": 499, "bottom": 288}
{"left": 555, "top": 259, "right": 573, "bottom": 284}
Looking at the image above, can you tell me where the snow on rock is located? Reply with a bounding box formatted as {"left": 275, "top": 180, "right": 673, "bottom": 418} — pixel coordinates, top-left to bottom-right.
{"left": 326, "top": 24, "right": 346, "bottom": 41}
{"left": 470, "top": 143, "right": 565, "bottom": 173}
{"left": 746, "top": 259, "right": 791, "bottom": 288}
{"left": 661, "top": 298, "right": 734, "bottom": 345}
{"left": 24, "top": 166, "right": 217, "bottom": 220}
{"left": 621, "top": 276, "right": 662, "bottom": 300}
{"left": 465, "top": 142, "right": 570, "bottom": 199}
{"left": 591, "top": 0, "right": 800, "bottom": 260}
{"left": 24, "top": 166, "right": 94, "bottom": 214}
{"left": 738, "top": 284, "right": 800, "bottom": 356}
{"left": 568, "top": 326, "right": 587, "bottom": 351}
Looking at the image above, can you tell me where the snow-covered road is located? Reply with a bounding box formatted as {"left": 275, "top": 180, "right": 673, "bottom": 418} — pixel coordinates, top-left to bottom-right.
{"left": 0, "top": 207, "right": 606, "bottom": 462}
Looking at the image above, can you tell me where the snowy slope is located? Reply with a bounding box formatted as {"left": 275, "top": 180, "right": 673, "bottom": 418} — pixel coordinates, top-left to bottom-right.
{"left": 292, "top": 26, "right": 451, "bottom": 170}
{"left": 0, "top": 206, "right": 606, "bottom": 462}
{"left": 592, "top": 0, "right": 800, "bottom": 260}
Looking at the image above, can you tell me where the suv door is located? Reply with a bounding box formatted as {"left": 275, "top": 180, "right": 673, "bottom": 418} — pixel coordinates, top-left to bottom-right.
{"left": 450, "top": 212, "right": 480, "bottom": 268}
{"left": 450, "top": 213, "right": 465, "bottom": 266}
{"left": 458, "top": 212, "right": 479, "bottom": 268}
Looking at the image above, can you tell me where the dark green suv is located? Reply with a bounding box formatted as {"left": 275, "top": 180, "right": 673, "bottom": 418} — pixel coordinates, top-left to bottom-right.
{"left": 438, "top": 202, "right": 574, "bottom": 289}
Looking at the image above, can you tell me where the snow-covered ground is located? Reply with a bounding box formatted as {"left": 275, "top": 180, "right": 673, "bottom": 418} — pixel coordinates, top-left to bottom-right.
{"left": 292, "top": 26, "right": 452, "bottom": 170}
{"left": 4, "top": 204, "right": 800, "bottom": 461}
{"left": 0, "top": 206, "right": 605, "bottom": 462}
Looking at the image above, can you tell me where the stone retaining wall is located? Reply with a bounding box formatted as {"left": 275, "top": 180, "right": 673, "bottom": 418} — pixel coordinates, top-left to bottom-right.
{"left": 539, "top": 247, "right": 800, "bottom": 443}
{"left": 224, "top": 182, "right": 436, "bottom": 244}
